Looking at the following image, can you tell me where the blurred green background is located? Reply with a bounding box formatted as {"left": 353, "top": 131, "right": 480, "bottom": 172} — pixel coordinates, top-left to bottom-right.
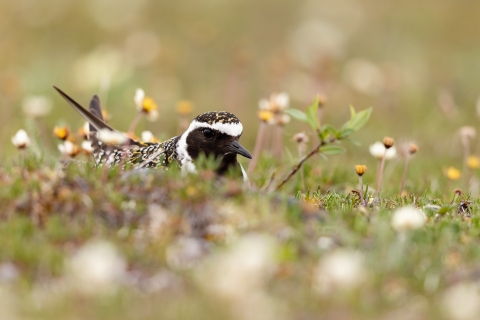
{"left": 1, "top": 0, "right": 480, "bottom": 171}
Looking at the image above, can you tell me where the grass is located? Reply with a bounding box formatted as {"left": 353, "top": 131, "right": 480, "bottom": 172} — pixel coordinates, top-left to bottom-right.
{"left": 0, "top": 148, "right": 478, "bottom": 320}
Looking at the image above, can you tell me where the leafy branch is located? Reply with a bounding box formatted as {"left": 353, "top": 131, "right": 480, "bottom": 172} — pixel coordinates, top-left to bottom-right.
{"left": 276, "top": 96, "right": 372, "bottom": 190}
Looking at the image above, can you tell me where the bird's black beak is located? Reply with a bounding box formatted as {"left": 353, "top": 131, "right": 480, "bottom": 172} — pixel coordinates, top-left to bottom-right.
{"left": 228, "top": 140, "right": 252, "bottom": 159}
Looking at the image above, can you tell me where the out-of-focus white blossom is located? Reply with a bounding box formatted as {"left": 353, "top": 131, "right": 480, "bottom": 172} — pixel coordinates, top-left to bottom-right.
{"left": 442, "top": 282, "right": 480, "bottom": 320}
{"left": 391, "top": 206, "right": 426, "bottom": 233}
{"left": 141, "top": 130, "right": 154, "bottom": 142}
{"left": 58, "top": 141, "right": 80, "bottom": 157}
{"left": 11, "top": 129, "right": 31, "bottom": 149}
{"left": 22, "top": 96, "right": 52, "bottom": 118}
{"left": 147, "top": 204, "right": 169, "bottom": 238}
{"left": 134, "top": 88, "right": 145, "bottom": 110}
{"left": 66, "top": 240, "right": 126, "bottom": 295}
{"left": 258, "top": 92, "right": 289, "bottom": 113}
{"left": 316, "top": 237, "right": 335, "bottom": 250}
{"left": 97, "top": 129, "right": 128, "bottom": 145}
{"left": 81, "top": 141, "right": 94, "bottom": 154}
{"left": 314, "top": 249, "right": 366, "bottom": 294}
{"left": 369, "top": 142, "right": 397, "bottom": 160}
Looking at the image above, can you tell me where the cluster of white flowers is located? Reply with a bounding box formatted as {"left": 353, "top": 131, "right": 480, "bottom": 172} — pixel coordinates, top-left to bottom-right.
{"left": 258, "top": 92, "right": 291, "bottom": 125}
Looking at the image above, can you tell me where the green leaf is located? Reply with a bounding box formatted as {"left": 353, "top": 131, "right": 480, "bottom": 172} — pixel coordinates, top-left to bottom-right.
{"left": 319, "top": 145, "right": 346, "bottom": 155}
{"left": 338, "top": 128, "right": 355, "bottom": 139}
{"left": 319, "top": 124, "right": 337, "bottom": 140}
{"left": 343, "top": 106, "right": 372, "bottom": 132}
{"left": 285, "top": 109, "right": 308, "bottom": 123}
{"left": 305, "top": 96, "right": 320, "bottom": 130}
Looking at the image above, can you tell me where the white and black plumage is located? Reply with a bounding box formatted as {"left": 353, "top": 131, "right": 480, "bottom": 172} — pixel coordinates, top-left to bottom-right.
{"left": 53, "top": 86, "right": 252, "bottom": 180}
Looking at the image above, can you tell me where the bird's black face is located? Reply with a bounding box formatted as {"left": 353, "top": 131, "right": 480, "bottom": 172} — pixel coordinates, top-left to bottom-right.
{"left": 185, "top": 127, "right": 252, "bottom": 160}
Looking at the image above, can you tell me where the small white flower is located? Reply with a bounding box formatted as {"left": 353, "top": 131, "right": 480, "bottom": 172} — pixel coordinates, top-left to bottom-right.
{"left": 146, "top": 109, "right": 159, "bottom": 122}
{"left": 391, "top": 206, "right": 426, "bottom": 232}
{"left": 141, "top": 130, "right": 154, "bottom": 142}
{"left": 97, "top": 129, "right": 128, "bottom": 145}
{"left": 22, "top": 95, "right": 52, "bottom": 118}
{"left": 134, "top": 88, "right": 145, "bottom": 110}
{"left": 442, "top": 282, "right": 480, "bottom": 320}
{"left": 67, "top": 240, "right": 126, "bottom": 295}
{"left": 58, "top": 141, "right": 80, "bottom": 157}
{"left": 258, "top": 92, "right": 290, "bottom": 112}
{"left": 82, "top": 122, "right": 90, "bottom": 137}
{"left": 314, "top": 249, "right": 366, "bottom": 294}
{"left": 11, "top": 129, "right": 31, "bottom": 149}
{"left": 369, "top": 141, "right": 397, "bottom": 160}
{"left": 81, "top": 141, "right": 94, "bottom": 153}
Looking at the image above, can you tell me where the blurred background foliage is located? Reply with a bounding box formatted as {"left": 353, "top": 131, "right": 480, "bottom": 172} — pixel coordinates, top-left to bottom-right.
{"left": 1, "top": 0, "right": 480, "bottom": 175}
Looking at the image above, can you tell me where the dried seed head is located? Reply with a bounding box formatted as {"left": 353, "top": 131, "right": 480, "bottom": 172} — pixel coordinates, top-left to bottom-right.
{"left": 293, "top": 132, "right": 309, "bottom": 144}
{"left": 317, "top": 94, "right": 327, "bottom": 108}
{"left": 383, "top": 136, "right": 395, "bottom": 149}
{"left": 355, "top": 165, "right": 367, "bottom": 176}
{"left": 453, "top": 189, "right": 463, "bottom": 196}
{"left": 408, "top": 144, "right": 418, "bottom": 155}
{"left": 53, "top": 126, "right": 70, "bottom": 140}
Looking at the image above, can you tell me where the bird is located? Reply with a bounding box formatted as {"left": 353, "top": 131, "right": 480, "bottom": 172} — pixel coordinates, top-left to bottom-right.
{"left": 53, "top": 86, "right": 252, "bottom": 180}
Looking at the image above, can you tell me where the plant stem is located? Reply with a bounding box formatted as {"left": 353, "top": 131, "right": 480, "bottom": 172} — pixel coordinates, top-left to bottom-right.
{"left": 128, "top": 113, "right": 143, "bottom": 136}
{"left": 248, "top": 122, "right": 267, "bottom": 173}
{"left": 400, "top": 156, "right": 410, "bottom": 193}
{"left": 276, "top": 139, "right": 334, "bottom": 191}
{"left": 376, "top": 150, "right": 387, "bottom": 197}
{"left": 272, "top": 124, "right": 283, "bottom": 159}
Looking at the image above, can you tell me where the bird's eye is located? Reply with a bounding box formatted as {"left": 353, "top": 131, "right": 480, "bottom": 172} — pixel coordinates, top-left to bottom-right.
{"left": 203, "top": 128, "right": 214, "bottom": 139}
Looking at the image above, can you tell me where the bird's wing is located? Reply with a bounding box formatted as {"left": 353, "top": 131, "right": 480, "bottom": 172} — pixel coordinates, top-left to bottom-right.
{"left": 53, "top": 86, "right": 115, "bottom": 132}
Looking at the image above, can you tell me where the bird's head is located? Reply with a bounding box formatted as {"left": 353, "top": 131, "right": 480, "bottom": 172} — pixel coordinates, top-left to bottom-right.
{"left": 177, "top": 111, "right": 252, "bottom": 163}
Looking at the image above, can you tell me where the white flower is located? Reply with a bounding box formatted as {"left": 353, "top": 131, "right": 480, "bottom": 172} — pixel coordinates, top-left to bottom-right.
{"left": 258, "top": 92, "right": 290, "bottom": 112}
{"left": 81, "top": 141, "right": 94, "bottom": 153}
{"left": 134, "top": 88, "right": 145, "bottom": 110}
{"left": 22, "top": 96, "right": 52, "bottom": 118}
{"left": 11, "top": 129, "right": 31, "bottom": 149}
{"left": 198, "top": 234, "right": 276, "bottom": 300}
{"left": 369, "top": 141, "right": 397, "bottom": 160}
{"left": 58, "top": 141, "right": 80, "bottom": 157}
{"left": 442, "top": 282, "right": 480, "bottom": 320}
{"left": 97, "top": 129, "right": 128, "bottom": 145}
{"left": 141, "top": 130, "right": 154, "bottom": 142}
{"left": 146, "top": 109, "right": 159, "bottom": 122}
{"left": 66, "top": 240, "right": 126, "bottom": 295}
{"left": 314, "top": 249, "right": 366, "bottom": 294}
{"left": 391, "top": 206, "right": 426, "bottom": 232}
{"left": 82, "top": 122, "right": 90, "bottom": 137}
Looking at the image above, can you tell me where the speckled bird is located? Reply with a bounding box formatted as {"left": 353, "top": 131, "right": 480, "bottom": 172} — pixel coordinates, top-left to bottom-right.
{"left": 53, "top": 87, "right": 252, "bottom": 180}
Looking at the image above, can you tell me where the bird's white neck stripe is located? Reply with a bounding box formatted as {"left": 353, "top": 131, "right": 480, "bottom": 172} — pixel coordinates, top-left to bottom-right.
{"left": 176, "top": 120, "right": 243, "bottom": 164}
